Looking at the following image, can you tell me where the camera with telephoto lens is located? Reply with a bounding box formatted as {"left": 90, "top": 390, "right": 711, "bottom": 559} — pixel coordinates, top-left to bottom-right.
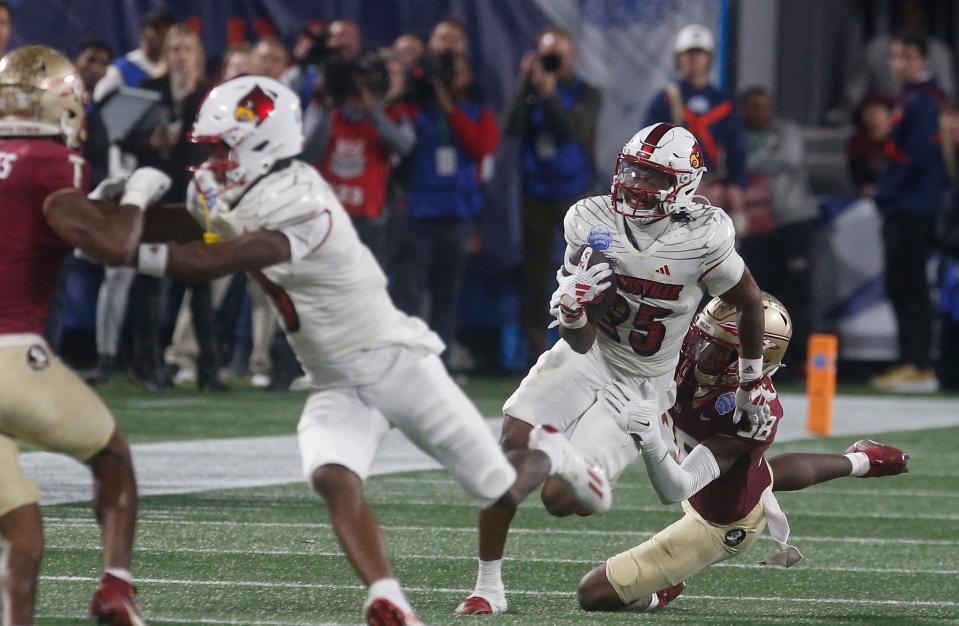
{"left": 300, "top": 25, "right": 335, "bottom": 66}
{"left": 405, "top": 52, "right": 457, "bottom": 103}
{"left": 539, "top": 52, "right": 562, "bottom": 72}
{"left": 324, "top": 51, "right": 389, "bottom": 104}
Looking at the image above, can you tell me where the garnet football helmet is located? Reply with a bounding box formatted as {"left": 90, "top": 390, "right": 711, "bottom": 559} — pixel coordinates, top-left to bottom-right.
{"left": 0, "top": 45, "right": 85, "bottom": 147}
{"left": 189, "top": 75, "right": 303, "bottom": 192}
{"left": 611, "top": 123, "right": 705, "bottom": 220}
{"left": 681, "top": 293, "right": 792, "bottom": 387}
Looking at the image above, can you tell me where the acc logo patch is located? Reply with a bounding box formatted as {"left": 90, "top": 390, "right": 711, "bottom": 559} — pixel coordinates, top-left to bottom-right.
{"left": 689, "top": 143, "right": 703, "bottom": 169}
{"left": 724, "top": 528, "right": 747, "bottom": 547}
{"left": 26, "top": 344, "right": 50, "bottom": 371}
{"left": 234, "top": 85, "right": 275, "bottom": 126}
{"left": 715, "top": 391, "right": 736, "bottom": 415}
{"left": 587, "top": 226, "right": 612, "bottom": 251}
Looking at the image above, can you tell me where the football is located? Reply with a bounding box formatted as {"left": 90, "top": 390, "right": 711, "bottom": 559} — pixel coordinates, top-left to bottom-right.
{"left": 566, "top": 244, "right": 618, "bottom": 321}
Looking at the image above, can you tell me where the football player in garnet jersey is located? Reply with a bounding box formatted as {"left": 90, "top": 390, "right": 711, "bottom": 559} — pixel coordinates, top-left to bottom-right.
{"left": 0, "top": 46, "right": 154, "bottom": 626}
{"left": 575, "top": 294, "right": 909, "bottom": 612}
{"left": 457, "top": 123, "right": 767, "bottom": 615}
{"left": 43, "top": 75, "right": 609, "bottom": 626}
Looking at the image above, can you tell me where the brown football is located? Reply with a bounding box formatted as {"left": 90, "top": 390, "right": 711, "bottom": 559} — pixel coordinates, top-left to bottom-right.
{"left": 565, "top": 244, "right": 618, "bottom": 321}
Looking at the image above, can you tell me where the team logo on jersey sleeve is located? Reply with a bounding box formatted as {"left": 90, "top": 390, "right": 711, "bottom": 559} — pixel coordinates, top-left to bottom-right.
{"left": 714, "top": 391, "right": 736, "bottom": 416}
{"left": 587, "top": 226, "right": 612, "bottom": 251}
{"left": 234, "top": 85, "right": 275, "bottom": 126}
{"left": 26, "top": 344, "right": 50, "bottom": 371}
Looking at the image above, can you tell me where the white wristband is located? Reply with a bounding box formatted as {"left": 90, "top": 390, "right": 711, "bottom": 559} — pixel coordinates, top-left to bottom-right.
{"left": 137, "top": 243, "right": 169, "bottom": 277}
{"left": 738, "top": 356, "right": 764, "bottom": 383}
{"left": 120, "top": 189, "right": 151, "bottom": 211}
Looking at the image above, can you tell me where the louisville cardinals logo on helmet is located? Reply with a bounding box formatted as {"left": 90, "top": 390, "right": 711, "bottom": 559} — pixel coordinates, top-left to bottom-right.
{"left": 234, "top": 85, "right": 275, "bottom": 126}
{"left": 689, "top": 143, "right": 703, "bottom": 169}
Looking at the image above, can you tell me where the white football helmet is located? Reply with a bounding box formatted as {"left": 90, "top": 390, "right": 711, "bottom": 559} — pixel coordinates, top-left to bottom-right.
{"left": 610, "top": 123, "right": 706, "bottom": 219}
{"left": 189, "top": 75, "right": 303, "bottom": 192}
{"left": 0, "top": 45, "right": 85, "bottom": 148}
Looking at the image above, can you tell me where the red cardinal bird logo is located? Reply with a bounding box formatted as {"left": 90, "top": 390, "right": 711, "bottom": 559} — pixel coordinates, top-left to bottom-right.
{"left": 689, "top": 142, "right": 703, "bottom": 169}
{"left": 233, "top": 85, "right": 275, "bottom": 126}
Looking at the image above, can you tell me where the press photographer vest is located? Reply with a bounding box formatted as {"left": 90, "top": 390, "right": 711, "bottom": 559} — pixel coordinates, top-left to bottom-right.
{"left": 522, "top": 79, "right": 592, "bottom": 200}
{"left": 318, "top": 108, "right": 391, "bottom": 220}
{"left": 404, "top": 101, "right": 484, "bottom": 220}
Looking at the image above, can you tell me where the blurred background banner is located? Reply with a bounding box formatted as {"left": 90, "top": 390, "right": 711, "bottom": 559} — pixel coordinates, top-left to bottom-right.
{"left": 529, "top": 0, "right": 723, "bottom": 174}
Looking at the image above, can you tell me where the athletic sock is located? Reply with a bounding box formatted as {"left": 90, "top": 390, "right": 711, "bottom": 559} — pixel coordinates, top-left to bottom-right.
{"left": 475, "top": 558, "right": 504, "bottom": 592}
{"left": 844, "top": 452, "right": 870, "bottom": 477}
{"left": 103, "top": 568, "right": 133, "bottom": 584}
{"left": 472, "top": 558, "right": 507, "bottom": 610}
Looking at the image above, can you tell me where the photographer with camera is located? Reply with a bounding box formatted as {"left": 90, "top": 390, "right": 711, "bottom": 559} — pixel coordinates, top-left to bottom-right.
{"left": 503, "top": 26, "right": 601, "bottom": 363}
{"left": 390, "top": 18, "right": 500, "bottom": 364}
{"left": 302, "top": 49, "right": 416, "bottom": 265}
{"left": 283, "top": 19, "right": 362, "bottom": 110}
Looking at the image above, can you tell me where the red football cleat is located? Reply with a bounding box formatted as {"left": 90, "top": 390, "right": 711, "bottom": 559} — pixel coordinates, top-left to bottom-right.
{"left": 846, "top": 439, "right": 910, "bottom": 477}
{"left": 654, "top": 580, "right": 686, "bottom": 610}
{"left": 89, "top": 573, "right": 147, "bottom": 626}
{"left": 454, "top": 596, "right": 493, "bottom": 615}
{"left": 364, "top": 597, "right": 424, "bottom": 626}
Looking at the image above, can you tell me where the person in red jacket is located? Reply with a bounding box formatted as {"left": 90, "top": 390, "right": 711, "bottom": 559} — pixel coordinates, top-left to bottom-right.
{"left": 303, "top": 50, "right": 416, "bottom": 266}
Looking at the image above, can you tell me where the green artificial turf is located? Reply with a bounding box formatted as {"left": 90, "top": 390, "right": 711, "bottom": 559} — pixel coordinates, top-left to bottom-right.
{"left": 22, "top": 380, "right": 959, "bottom": 624}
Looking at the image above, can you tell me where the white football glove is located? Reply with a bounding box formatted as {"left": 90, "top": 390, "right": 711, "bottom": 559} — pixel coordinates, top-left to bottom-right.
{"left": 547, "top": 250, "right": 612, "bottom": 329}
{"left": 186, "top": 168, "right": 220, "bottom": 224}
{"left": 734, "top": 382, "right": 774, "bottom": 426}
{"left": 603, "top": 380, "right": 662, "bottom": 446}
{"left": 120, "top": 167, "right": 172, "bottom": 210}
{"left": 87, "top": 176, "right": 127, "bottom": 202}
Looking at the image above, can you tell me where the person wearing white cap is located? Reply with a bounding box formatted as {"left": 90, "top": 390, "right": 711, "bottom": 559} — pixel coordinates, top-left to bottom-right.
{"left": 644, "top": 24, "right": 747, "bottom": 230}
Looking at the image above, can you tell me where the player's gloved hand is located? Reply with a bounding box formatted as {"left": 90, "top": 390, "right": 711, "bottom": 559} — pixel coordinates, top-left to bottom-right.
{"left": 120, "top": 167, "right": 171, "bottom": 211}
{"left": 603, "top": 380, "right": 664, "bottom": 452}
{"left": 87, "top": 176, "right": 127, "bottom": 202}
{"left": 186, "top": 169, "right": 219, "bottom": 223}
{"left": 547, "top": 251, "right": 612, "bottom": 329}
{"left": 734, "top": 357, "right": 774, "bottom": 425}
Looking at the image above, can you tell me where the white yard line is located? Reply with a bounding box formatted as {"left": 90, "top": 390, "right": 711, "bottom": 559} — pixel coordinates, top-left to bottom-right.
{"left": 43, "top": 542, "right": 959, "bottom": 576}
{"left": 37, "top": 575, "right": 959, "bottom": 608}
{"left": 40, "top": 517, "right": 959, "bottom": 547}
{"left": 19, "top": 391, "right": 959, "bottom": 507}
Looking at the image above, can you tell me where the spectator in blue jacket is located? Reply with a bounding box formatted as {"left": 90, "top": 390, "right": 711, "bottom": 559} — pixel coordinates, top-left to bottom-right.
{"left": 871, "top": 32, "right": 945, "bottom": 393}
{"left": 391, "top": 19, "right": 500, "bottom": 363}
{"left": 502, "top": 27, "right": 602, "bottom": 362}
{"left": 644, "top": 24, "right": 746, "bottom": 227}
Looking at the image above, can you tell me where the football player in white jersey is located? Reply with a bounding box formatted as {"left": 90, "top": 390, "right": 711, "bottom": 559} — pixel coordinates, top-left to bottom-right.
{"left": 42, "top": 76, "right": 612, "bottom": 626}
{"left": 456, "top": 123, "right": 768, "bottom": 615}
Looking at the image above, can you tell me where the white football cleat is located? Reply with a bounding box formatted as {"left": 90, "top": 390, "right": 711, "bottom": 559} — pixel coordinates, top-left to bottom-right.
{"left": 528, "top": 425, "right": 612, "bottom": 514}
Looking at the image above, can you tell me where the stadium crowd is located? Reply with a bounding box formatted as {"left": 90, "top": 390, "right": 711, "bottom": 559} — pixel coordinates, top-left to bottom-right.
{"left": 11, "top": 2, "right": 959, "bottom": 394}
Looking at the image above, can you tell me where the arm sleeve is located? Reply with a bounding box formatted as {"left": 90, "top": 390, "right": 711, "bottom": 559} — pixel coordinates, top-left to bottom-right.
{"left": 641, "top": 440, "right": 721, "bottom": 504}
{"left": 540, "top": 84, "right": 602, "bottom": 144}
{"left": 875, "top": 98, "right": 940, "bottom": 205}
{"left": 370, "top": 105, "right": 416, "bottom": 157}
{"left": 699, "top": 212, "right": 746, "bottom": 296}
{"left": 448, "top": 105, "right": 500, "bottom": 162}
{"left": 502, "top": 79, "right": 532, "bottom": 137}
